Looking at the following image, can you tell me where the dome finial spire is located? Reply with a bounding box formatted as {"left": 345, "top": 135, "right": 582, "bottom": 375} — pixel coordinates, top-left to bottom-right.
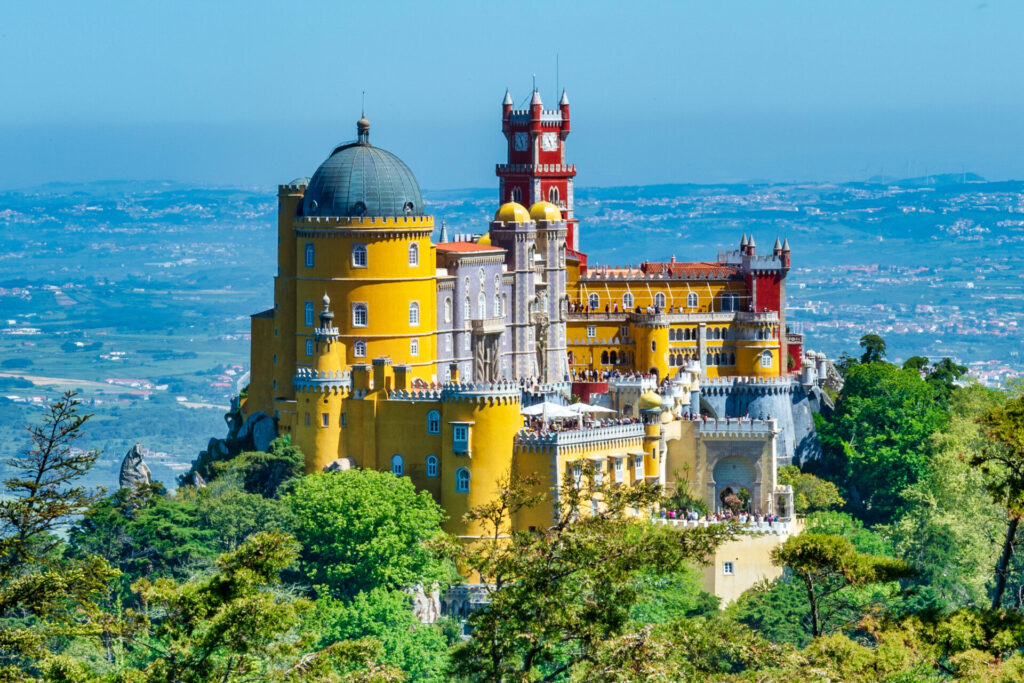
{"left": 357, "top": 91, "right": 370, "bottom": 143}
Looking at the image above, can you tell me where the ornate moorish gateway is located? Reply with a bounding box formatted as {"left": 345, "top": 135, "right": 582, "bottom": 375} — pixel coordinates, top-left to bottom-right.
{"left": 244, "top": 88, "right": 837, "bottom": 602}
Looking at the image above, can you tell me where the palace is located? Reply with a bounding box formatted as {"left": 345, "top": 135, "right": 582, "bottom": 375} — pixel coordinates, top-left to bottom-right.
{"left": 244, "top": 89, "right": 834, "bottom": 602}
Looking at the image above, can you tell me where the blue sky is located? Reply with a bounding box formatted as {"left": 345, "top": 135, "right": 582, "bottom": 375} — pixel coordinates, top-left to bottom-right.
{"left": 1, "top": 0, "right": 1021, "bottom": 189}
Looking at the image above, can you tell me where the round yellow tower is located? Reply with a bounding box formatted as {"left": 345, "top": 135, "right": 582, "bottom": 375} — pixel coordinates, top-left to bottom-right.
{"left": 292, "top": 117, "right": 438, "bottom": 384}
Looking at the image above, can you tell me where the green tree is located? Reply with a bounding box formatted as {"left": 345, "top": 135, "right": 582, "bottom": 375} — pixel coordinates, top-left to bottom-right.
{"left": 629, "top": 569, "right": 719, "bottom": 625}
{"left": 881, "top": 383, "right": 1005, "bottom": 611}
{"left": 814, "top": 361, "right": 948, "bottom": 523}
{"left": 0, "top": 392, "right": 118, "bottom": 680}
{"left": 778, "top": 466, "right": 844, "bottom": 513}
{"left": 771, "top": 533, "right": 912, "bottom": 638}
{"left": 858, "top": 334, "right": 887, "bottom": 364}
{"left": 313, "top": 587, "right": 450, "bottom": 682}
{"left": 902, "top": 355, "right": 930, "bottom": 372}
{"left": 926, "top": 357, "right": 968, "bottom": 404}
{"left": 443, "top": 467, "right": 736, "bottom": 681}
{"left": 971, "top": 395, "right": 1024, "bottom": 609}
{"left": 214, "top": 438, "right": 304, "bottom": 499}
{"left": 284, "top": 470, "right": 449, "bottom": 599}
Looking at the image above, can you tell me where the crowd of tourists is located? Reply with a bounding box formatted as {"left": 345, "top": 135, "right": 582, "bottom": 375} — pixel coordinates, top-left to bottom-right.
{"left": 658, "top": 508, "right": 782, "bottom": 525}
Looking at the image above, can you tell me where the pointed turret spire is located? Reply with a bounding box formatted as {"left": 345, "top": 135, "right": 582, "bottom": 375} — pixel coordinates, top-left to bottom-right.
{"left": 773, "top": 236, "right": 782, "bottom": 251}
{"left": 559, "top": 89, "right": 569, "bottom": 105}
{"left": 741, "top": 234, "right": 748, "bottom": 248}
{"left": 782, "top": 238, "right": 790, "bottom": 251}
{"left": 439, "top": 219, "right": 449, "bottom": 243}
{"left": 748, "top": 235, "right": 756, "bottom": 248}
{"left": 503, "top": 89, "right": 513, "bottom": 106}
{"left": 531, "top": 89, "right": 543, "bottom": 106}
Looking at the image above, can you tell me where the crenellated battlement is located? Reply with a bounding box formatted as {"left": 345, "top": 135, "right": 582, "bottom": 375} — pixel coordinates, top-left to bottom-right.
{"left": 292, "top": 367, "right": 351, "bottom": 393}
{"left": 694, "top": 417, "right": 778, "bottom": 439}
{"left": 700, "top": 376, "right": 797, "bottom": 397}
{"left": 515, "top": 422, "right": 645, "bottom": 449}
{"left": 439, "top": 381, "right": 522, "bottom": 404}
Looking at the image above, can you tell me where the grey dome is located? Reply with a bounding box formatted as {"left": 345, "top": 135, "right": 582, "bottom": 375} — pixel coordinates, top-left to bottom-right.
{"left": 302, "top": 121, "right": 424, "bottom": 218}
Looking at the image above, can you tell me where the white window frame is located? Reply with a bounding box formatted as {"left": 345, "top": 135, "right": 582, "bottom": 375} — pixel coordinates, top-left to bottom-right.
{"left": 304, "top": 242, "right": 315, "bottom": 268}
{"left": 723, "top": 561, "right": 735, "bottom": 576}
{"left": 654, "top": 292, "right": 666, "bottom": 308}
{"left": 586, "top": 326, "right": 596, "bottom": 339}
{"left": 622, "top": 292, "right": 634, "bottom": 310}
{"left": 410, "top": 338, "right": 419, "bottom": 356}
{"left": 353, "top": 340, "right": 366, "bottom": 358}
{"left": 455, "top": 467, "right": 470, "bottom": 492}
{"left": 408, "top": 242, "right": 419, "bottom": 267}
{"left": 634, "top": 456, "right": 643, "bottom": 479}
{"left": 687, "top": 292, "right": 699, "bottom": 308}
{"left": 352, "top": 303, "right": 368, "bottom": 328}
{"left": 352, "top": 243, "right": 367, "bottom": 268}
{"left": 588, "top": 293, "right": 599, "bottom": 309}
{"left": 453, "top": 424, "right": 469, "bottom": 453}
{"left": 409, "top": 301, "right": 420, "bottom": 326}
{"left": 444, "top": 298, "right": 452, "bottom": 323}
{"left": 614, "top": 458, "right": 624, "bottom": 483}
{"left": 760, "top": 351, "right": 773, "bottom": 368}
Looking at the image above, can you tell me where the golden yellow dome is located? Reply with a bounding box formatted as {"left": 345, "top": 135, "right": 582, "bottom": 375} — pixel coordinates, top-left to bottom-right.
{"left": 638, "top": 390, "right": 662, "bottom": 410}
{"left": 477, "top": 232, "right": 492, "bottom": 246}
{"left": 494, "top": 202, "right": 530, "bottom": 223}
{"left": 528, "top": 201, "right": 562, "bottom": 222}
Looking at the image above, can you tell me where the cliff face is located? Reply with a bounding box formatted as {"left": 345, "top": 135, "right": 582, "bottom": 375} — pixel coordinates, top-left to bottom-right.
{"left": 183, "top": 396, "right": 277, "bottom": 485}
{"left": 119, "top": 443, "right": 152, "bottom": 489}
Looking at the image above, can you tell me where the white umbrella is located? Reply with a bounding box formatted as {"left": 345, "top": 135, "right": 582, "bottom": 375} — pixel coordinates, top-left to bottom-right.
{"left": 521, "top": 401, "right": 577, "bottom": 419}
{"left": 570, "top": 403, "right": 616, "bottom": 414}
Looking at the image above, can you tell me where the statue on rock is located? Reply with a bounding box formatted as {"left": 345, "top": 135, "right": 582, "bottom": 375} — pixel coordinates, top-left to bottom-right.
{"left": 119, "top": 443, "right": 152, "bottom": 489}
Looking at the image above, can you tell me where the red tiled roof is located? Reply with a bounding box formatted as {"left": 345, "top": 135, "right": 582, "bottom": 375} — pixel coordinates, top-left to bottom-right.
{"left": 435, "top": 241, "right": 504, "bottom": 253}
{"left": 640, "top": 261, "right": 738, "bottom": 277}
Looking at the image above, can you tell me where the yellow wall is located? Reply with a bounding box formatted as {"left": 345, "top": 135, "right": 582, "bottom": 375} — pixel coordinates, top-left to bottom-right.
{"left": 247, "top": 315, "right": 275, "bottom": 416}
{"left": 701, "top": 518, "right": 803, "bottom": 606}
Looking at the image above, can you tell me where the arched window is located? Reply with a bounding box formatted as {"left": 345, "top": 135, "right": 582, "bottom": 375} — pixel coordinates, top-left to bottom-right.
{"left": 408, "top": 242, "right": 419, "bottom": 267}
{"left": 650, "top": 341, "right": 656, "bottom": 352}
{"left": 353, "top": 340, "right": 366, "bottom": 358}
{"left": 610, "top": 350, "right": 618, "bottom": 365}
{"left": 654, "top": 292, "right": 666, "bottom": 309}
{"left": 588, "top": 293, "right": 599, "bottom": 309}
{"left": 444, "top": 298, "right": 452, "bottom": 323}
{"left": 548, "top": 186, "right": 559, "bottom": 203}
{"left": 528, "top": 245, "right": 536, "bottom": 264}
{"left": 722, "top": 328, "right": 729, "bottom": 340}
{"left": 494, "top": 295, "right": 501, "bottom": 318}
{"left": 511, "top": 187, "right": 522, "bottom": 203}
{"left": 706, "top": 353, "right": 713, "bottom": 366}
{"left": 623, "top": 292, "right": 634, "bottom": 310}
{"left": 720, "top": 292, "right": 739, "bottom": 312}
{"left": 502, "top": 294, "right": 508, "bottom": 318}
{"left": 305, "top": 338, "right": 314, "bottom": 356}
{"left": 409, "top": 301, "right": 420, "bottom": 326}
{"left": 426, "top": 454, "right": 438, "bottom": 478}
{"left": 391, "top": 454, "right": 404, "bottom": 477}
{"left": 686, "top": 292, "right": 698, "bottom": 308}
{"left": 668, "top": 354, "right": 676, "bottom": 368}
{"left": 305, "top": 243, "right": 315, "bottom": 268}
{"left": 760, "top": 351, "right": 773, "bottom": 368}
{"left": 410, "top": 338, "right": 419, "bottom": 356}
{"left": 455, "top": 467, "right": 470, "bottom": 492}
{"left": 478, "top": 291, "right": 486, "bottom": 318}
{"left": 681, "top": 328, "right": 690, "bottom": 341}
{"left": 558, "top": 244, "right": 566, "bottom": 266}
{"left": 304, "top": 301, "right": 315, "bottom": 327}
{"left": 601, "top": 350, "right": 609, "bottom": 364}
{"left": 713, "top": 328, "right": 721, "bottom": 340}
{"left": 427, "top": 410, "right": 441, "bottom": 434}
{"left": 464, "top": 297, "right": 471, "bottom": 321}
{"left": 714, "top": 352, "right": 721, "bottom": 366}
{"left": 352, "top": 303, "right": 367, "bottom": 327}
{"left": 352, "top": 244, "right": 367, "bottom": 268}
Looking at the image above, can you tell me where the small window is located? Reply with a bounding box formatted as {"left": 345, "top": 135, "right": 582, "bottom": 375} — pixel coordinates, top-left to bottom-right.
{"left": 760, "top": 351, "right": 773, "bottom": 369}
{"left": 305, "top": 242, "right": 315, "bottom": 268}
{"left": 445, "top": 335, "right": 452, "bottom": 353}
{"left": 340, "top": 413, "right": 347, "bottom": 427}
{"left": 352, "top": 303, "right": 367, "bottom": 327}
{"left": 305, "top": 339, "right": 314, "bottom": 356}
{"left": 634, "top": 456, "right": 643, "bottom": 477}
{"left": 478, "top": 291, "right": 486, "bottom": 319}
{"left": 687, "top": 292, "right": 698, "bottom": 308}
{"left": 651, "top": 341, "right": 656, "bottom": 352}
{"left": 321, "top": 412, "right": 329, "bottom": 427}
{"left": 408, "top": 242, "right": 419, "bottom": 267}
{"left": 410, "top": 338, "right": 419, "bottom": 356}
{"left": 622, "top": 292, "right": 634, "bottom": 310}
{"left": 455, "top": 467, "right": 470, "bottom": 492}
{"left": 590, "top": 498, "right": 599, "bottom": 516}
{"left": 587, "top": 326, "right": 596, "bottom": 338}
{"left": 304, "top": 301, "right": 315, "bottom": 327}
{"left": 427, "top": 410, "right": 441, "bottom": 435}
{"left": 588, "top": 293, "right": 599, "bottom": 309}
{"left": 304, "top": 412, "right": 310, "bottom": 426}
{"left": 352, "top": 244, "right": 367, "bottom": 268}
{"left": 548, "top": 186, "right": 559, "bottom": 203}
{"left": 572, "top": 463, "right": 582, "bottom": 488}
{"left": 409, "top": 301, "right": 420, "bottom": 326}
{"left": 620, "top": 325, "right": 629, "bottom": 339}
{"left": 453, "top": 424, "right": 469, "bottom": 452}
{"left": 654, "top": 292, "right": 666, "bottom": 308}
{"left": 426, "top": 454, "right": 438, "bottom": 477}
{"left": 353, "top": 340, "right": 366, "bottom": 358}
{"left": 464, "top": 297, "right": 472, "bottom": 321}
{"left": 511, "top": 186, "right": 522, "bottom": 203}
{"left": 494, "top": 295, "right": 501, "bottom": 318}
{"left": 444, "top": 298, "right": 452, "bottom": 323}
{"left": 723, "top": 561, "right": 735, "bottom": 576}
{"left": 392, "top": 454, "right": 404, "bottom": 477}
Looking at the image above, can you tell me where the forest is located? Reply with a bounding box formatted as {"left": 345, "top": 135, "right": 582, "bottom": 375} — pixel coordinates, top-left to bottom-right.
{"left": 3, "top": 334, "right": 1024, "bottom": 682}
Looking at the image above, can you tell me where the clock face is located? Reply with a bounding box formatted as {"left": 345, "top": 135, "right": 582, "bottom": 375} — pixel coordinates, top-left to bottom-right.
{"left": 541, "top": 132, "right": 559, "bottom": 152}
{"left": 514, "top": 132, "right": 529, "bottom": 152}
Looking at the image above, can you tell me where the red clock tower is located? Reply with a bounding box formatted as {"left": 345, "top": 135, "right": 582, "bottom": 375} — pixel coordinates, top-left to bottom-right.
{"left": 497, "top": 88, "right": 586, "bottom": 267}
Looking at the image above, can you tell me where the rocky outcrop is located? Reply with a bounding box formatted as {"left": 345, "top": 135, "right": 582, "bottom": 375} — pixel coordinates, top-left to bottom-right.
{"left": 182, "top": 395, "right": 279, "bottom": 486}
{"left": 407, "top": 584, "right": 441, "bottom": 624}
{"left": 119, "top": 443, "right": 152, "bottom": 489}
